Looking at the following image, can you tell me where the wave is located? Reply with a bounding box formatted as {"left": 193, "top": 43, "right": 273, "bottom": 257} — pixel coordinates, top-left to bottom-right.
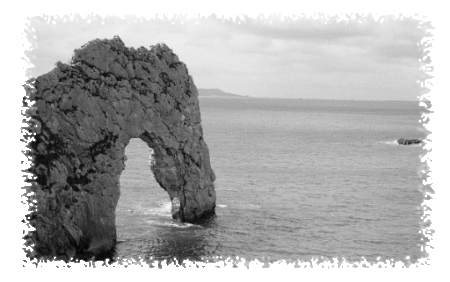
{"left": 380, "top": 140, "right": 423, "bottom": 146}
{"left": 216, "top": 204, "right": 227, "bottom": 208}
{"left": 122, "top": 202, "right": 172, "bottom": 217}
{"left": 146, "top": 220, "right": 202, "bottom": 229}
{"left": 381, "top": 140, "right": 400, "bottom": 146}
{"left": 143, "top": 202, "right": 172, "bottom": 217}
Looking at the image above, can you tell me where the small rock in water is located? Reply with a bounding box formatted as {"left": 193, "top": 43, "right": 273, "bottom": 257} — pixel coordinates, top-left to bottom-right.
{"left": 397, "top": 138, "right": 422, "bottom": 145}
{"left": 171, "top": 197, "right": 181, "bottom": 219}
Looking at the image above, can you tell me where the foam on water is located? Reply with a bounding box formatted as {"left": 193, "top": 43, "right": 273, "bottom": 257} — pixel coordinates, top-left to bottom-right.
{"left": 121, "top": 202, "right": 172, "bottom": 217}
{"left": 143, "top": 202, "right": 172, "bottom": 217}
{"left": 380, "top": 140, "right": 424, "bottom": 147}
{"left": 146, "top": 220, "right": 203, "bottom": 229}
{"left": 116, "top": 99, "right": 426, "bottom": 263}
{"left": 381, "top": 140, "right": 400, "bottom": 146}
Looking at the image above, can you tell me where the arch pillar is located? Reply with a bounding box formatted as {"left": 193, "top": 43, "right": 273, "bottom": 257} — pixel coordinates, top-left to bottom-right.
{"left": 24, "top": 37, "right": 216, "bottom": 259}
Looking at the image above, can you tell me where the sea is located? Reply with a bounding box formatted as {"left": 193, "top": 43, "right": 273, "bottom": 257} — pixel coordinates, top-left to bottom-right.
{"left": 114, "top": 97, "right": 428, "bottom": 265}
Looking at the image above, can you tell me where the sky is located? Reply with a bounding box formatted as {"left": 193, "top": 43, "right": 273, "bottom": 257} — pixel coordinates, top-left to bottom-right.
{"left": 25, "top": 13, "right": 432, "bottom": 101}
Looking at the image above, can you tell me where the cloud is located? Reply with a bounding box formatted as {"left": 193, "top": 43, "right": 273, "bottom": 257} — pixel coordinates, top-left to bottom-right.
{"left": 217, "top": 14, "right": 429, "bottom": 61}
{"left": 25, "top": 14, "right": 427, "bottom": 100}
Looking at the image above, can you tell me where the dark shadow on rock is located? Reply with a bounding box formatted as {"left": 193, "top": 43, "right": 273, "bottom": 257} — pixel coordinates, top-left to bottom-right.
{"left": 23, "top": 36, "right": 216, "bottom": 260}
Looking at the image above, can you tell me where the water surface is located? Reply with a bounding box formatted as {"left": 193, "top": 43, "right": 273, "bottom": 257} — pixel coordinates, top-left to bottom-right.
{"left": 115, "top": 98, "right": 427, "bottom": 263}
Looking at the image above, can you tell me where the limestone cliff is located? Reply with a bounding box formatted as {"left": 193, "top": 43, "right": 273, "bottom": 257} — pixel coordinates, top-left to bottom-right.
{"left": 23, "top": 36, "right": 216, "bottom": 260}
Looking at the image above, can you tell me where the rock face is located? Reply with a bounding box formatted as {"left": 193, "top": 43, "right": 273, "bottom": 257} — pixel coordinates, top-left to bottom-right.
{"left": 24, "top": 36, "right": 216, "bottom": 260}
{"left": 171, "top": 197, "right": 181, "bottom": 219}
{"left": 397, "top": 138, "right": 423, "bottom": 145}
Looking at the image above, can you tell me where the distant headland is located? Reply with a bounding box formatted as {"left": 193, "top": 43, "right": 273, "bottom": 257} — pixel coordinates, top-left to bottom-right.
{"left": 198, "top": 88, "right": 251, "bottom": 98}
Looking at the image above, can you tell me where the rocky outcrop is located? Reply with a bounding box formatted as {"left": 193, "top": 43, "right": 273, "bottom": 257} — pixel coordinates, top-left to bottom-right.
{"left": 23, "top": 36, "right": 216, "bottom": 260}
{"left": 397, "top": 138, "right": 423, "bottom": 145}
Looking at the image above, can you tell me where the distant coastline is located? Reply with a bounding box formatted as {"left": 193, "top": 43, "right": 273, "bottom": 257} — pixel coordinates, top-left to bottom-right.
{"left": 197, "top": 88, "right": 251, "bottom": 98}
{"left": 197, "top": 89, "right": 420, "bottom": 103}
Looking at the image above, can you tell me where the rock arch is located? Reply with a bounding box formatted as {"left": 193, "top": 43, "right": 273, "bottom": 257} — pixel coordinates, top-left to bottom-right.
{"left": 24, "top": 37, "right": 216, "bottom": 259}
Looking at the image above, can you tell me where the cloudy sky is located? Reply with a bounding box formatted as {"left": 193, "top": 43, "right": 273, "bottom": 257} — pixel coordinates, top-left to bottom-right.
{"left": 26, "top": 14, "right": 431, "bottom": 101}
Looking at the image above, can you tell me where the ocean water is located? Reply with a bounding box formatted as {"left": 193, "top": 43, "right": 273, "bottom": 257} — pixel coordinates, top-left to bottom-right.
{"left": 115, "top": 98, "right": 428, "bottom": 264}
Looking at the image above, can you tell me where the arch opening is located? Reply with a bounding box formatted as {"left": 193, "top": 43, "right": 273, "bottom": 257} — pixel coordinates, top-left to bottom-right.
{"left": 25, "top": 37, "right": 216, "bottom": 260}
{"left": 116, "top": 138, "right": 173, "bottom": 242}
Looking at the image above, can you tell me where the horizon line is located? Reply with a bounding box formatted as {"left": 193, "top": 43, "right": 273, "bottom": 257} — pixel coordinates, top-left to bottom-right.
{"left": 198, "top": 95, "right": 424, "bottom": 103}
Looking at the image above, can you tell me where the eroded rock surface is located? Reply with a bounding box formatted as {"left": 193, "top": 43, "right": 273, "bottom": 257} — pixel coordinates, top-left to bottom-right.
{"left": 397, "top": 138, "right": 423, "bottom": 145}
{"left": 24, "top": 36, "right": 216, "bottom": 260}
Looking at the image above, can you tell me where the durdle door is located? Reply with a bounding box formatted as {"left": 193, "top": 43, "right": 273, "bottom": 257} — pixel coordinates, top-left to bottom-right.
{"left": 24, "top": 36, "right": 216, "bottom": 260}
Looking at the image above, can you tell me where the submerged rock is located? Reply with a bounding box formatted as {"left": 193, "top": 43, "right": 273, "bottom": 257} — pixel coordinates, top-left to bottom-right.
{"left": 24, "top": 36, "right": 216, "bottom": 260}
{"left": 397, "top": 138, "right": 423, "bottom": 145}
